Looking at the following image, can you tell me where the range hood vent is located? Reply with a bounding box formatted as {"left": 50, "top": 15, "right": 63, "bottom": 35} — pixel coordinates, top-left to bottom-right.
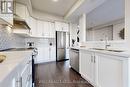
{"left": 12, "top": 14, "right": 30, "bottom": 29}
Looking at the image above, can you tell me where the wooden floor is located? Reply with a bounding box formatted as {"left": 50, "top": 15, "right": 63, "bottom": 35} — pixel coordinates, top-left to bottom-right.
{"left": 35, "top": 61, "right": 93, "bottom": 87}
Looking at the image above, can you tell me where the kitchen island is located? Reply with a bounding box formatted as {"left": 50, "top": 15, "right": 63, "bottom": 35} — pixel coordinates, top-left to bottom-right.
{"left": 0, "top": 50, "right": 33, "bottom": 87}
{"left": 71, "top": 46, "right": 130, "bottom": 87}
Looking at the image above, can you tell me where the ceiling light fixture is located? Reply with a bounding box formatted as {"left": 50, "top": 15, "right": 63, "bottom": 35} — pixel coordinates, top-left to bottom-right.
{"left": 52, "top": 0, "right": 59, "bottom": 2}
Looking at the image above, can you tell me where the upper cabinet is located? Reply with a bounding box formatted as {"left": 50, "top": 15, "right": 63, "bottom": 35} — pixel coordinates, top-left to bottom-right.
{"left": 0, "top": 0, "right": 13, "bottom": 25}
{"left": 55, "top": 21, "right": 69, "bottom": 32}
{"left": 29, "top": 17, "right": 37, "bottom": 37}
{"left": 36, "top": 20, "right": 44, "bottom": 37}
{"left": 36, "top": 20, "right": 55, "bottom": 38}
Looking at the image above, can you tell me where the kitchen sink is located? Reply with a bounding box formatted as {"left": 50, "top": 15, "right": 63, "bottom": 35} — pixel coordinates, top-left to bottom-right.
{"left": 0, "top": 55, "right": 6, "bottom": 63}
{"left": 91, "top": 48, "right": 105, "bottom": 50}
{"left": 91, "top": 48, "right": 124, "bottom": 52}
{"left": 107, "top": 50, "right": 124, "bottom": 52}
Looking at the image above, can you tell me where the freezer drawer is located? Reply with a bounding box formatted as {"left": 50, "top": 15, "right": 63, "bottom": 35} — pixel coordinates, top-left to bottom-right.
{"left": 57, "top": 48, "right": 65, "bottom": 61}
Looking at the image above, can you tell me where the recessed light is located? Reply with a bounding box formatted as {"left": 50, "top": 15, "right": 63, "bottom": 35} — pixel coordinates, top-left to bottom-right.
{"left": 52, "top": 0, "right": 59, "bottom": 2}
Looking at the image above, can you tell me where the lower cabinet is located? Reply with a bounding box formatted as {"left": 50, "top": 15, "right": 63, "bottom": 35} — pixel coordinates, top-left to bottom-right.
{"left": 0, "top": 56, "right": 32, "bottom": 87}
{"left": 35, "top": 46, "right": 56, "bottom": 63}
{"left": 96, "top": 53, "right": 124, "bottom": 87}
{"left": 80, "top": 50, "right": 128, "bottom": 87}
{"left": 20, "top": 58, "right": 32, "bottom": 87}
{"left": 80, "top": 50, "right": 96, "bottom": 86}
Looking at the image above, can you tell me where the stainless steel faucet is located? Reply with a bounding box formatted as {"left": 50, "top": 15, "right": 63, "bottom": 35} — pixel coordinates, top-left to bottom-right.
{"left": 105, "top": 35, "right": 110, "bottom": 49}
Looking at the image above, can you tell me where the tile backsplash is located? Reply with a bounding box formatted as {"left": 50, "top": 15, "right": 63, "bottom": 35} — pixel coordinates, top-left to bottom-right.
{"left": 0, "top": 25, "right": 26, "bottom": 50}
{"left": 80, "top": 40, "right": 126, "bottom": 50}
{"left": 25, "top": 38, "right": 56, "bottom": 48}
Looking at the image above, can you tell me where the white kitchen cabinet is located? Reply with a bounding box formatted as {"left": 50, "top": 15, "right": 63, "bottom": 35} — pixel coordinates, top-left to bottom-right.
{"left": 62, "top": 22, "right": 69, "bottom": 32}
{"left": 80, "top": 50, "right": 96, "bottom": 85}
{"left": 36, "top": 47, "right": 50, "bottom": 63}
{"left": 29, "top": 17, "right": 37, "bottom": 37}
{"left": 50, "top": 46, "right": 56, "bottom": 61}
{"left": 43, "top": 21, "right": 50, "bottom": 38}
{"left": 36, "top": 20, "right": 43, "bottom": 37}
{"left": 19, "top": 56, "right": 32, "bottom": 87}
{"left": 96, "top": 53, "right": 124, "bottom": 87}
{"left": 0, "top": 55, "right": 32, "bottom": 87}
{"left": 80, "top": 49, "right": 128, "bottom": 87}
{"left": 36, "top": 20, "right": 55, "bottom": 38}
{"left": 36, "top": 46, "right": 56, "bottom": 64}
{"left": 49, "top": 22, "right": 55, "bottom": 38}
{"left": 55, "top": 21, "right": 69, "bottom": 32}
{"left": 55, "top": 21, "right": 62, "bottom": 31}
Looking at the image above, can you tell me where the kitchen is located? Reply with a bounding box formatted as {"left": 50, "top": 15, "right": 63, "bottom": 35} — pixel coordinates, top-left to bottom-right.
{"left": 0, "top": 0, "right": 130, "bottom": 87}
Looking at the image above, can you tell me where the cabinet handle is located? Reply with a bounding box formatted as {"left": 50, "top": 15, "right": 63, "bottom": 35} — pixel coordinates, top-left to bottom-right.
{"left": 94, "top": 56, "right": 96, "bottom": 63}
{"left": 91, "top": 56, "right": 93, "bottom": 62}
{"left": 19, "top": 77, "right": 22, "bottom": 87}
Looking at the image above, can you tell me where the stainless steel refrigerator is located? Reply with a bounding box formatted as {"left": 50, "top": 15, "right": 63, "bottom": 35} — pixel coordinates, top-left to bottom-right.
{"left": 56, "top": 31, "right": 68, "bottom": 61}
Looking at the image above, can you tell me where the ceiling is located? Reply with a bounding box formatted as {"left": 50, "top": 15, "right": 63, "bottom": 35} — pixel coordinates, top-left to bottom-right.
{"left": 67, "top": 0, "right": 107, "bottom": 23}
{"left": 86, "top": 0, "right": 124, "bottom": 28}
{"left": 31, "top": 0, "right": 78, "bottom": 17}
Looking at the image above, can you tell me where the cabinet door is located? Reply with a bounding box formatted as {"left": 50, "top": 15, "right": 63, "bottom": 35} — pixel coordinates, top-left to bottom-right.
{"left": 96, "top": 53, "right": 123, "bottom": 87}
{"left": 30, "top": 17, "right": 37, "bottom": 37}
{"left": 36, "top": 47, "right": 50, "bottom": 63}
{"left": 21, "top": 64, "right": 30, "bottom": 87}
{"left": 49, "top": 46, "right": 56, "bottom": 61}
{"left": 55, "top": 21, "right": 62, "bottom": 31}
{"left": 37, "top": 20, "right": 44, "bottom": 37}
{"left": 49, "top": 22, "right": 55, "bottom": 38}
{"left": 62, "top": 23, "right": 69, "bottom": 32}
{"left": 43, "top": 21, "right": 50, "bottom": 38}
{"left": 80, "top": 50, "right": 95, "bottom": 84}
{"left": 80, "top": 51, "right": 92, "bottom": 80}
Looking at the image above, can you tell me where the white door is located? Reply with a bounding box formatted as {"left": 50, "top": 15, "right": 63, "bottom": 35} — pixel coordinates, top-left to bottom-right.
{"left": 96, "top": 53, "right": 123, "bottom": 87}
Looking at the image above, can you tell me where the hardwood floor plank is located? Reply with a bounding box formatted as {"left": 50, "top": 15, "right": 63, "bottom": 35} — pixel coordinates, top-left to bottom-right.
{"left": 35, "top": 61, "right": 93, "bottom": 87}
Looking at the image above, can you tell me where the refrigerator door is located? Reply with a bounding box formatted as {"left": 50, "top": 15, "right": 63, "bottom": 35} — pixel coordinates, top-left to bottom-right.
{"left": 57, "top": 32, "right": 66, "bottom": 48}
{"left": 56, "top": 32, "right": 66, "bottom": 61}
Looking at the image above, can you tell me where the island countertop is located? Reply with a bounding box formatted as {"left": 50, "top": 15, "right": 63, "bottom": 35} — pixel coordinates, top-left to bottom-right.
{"left": 0, "top": 50, "right": 33, "bottom": 86}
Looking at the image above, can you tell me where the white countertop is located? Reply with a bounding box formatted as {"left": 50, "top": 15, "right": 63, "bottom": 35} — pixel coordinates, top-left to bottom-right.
{"left": 0, "top": 50, "right": 33, "bottom": 84}
{"left": 70, "top": 46, "right": 130, "bottom": 58}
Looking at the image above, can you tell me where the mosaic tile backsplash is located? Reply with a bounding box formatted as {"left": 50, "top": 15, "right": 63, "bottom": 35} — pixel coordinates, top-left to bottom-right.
{"left": 0, "top": 25, "right": 26, "bottom": 50}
